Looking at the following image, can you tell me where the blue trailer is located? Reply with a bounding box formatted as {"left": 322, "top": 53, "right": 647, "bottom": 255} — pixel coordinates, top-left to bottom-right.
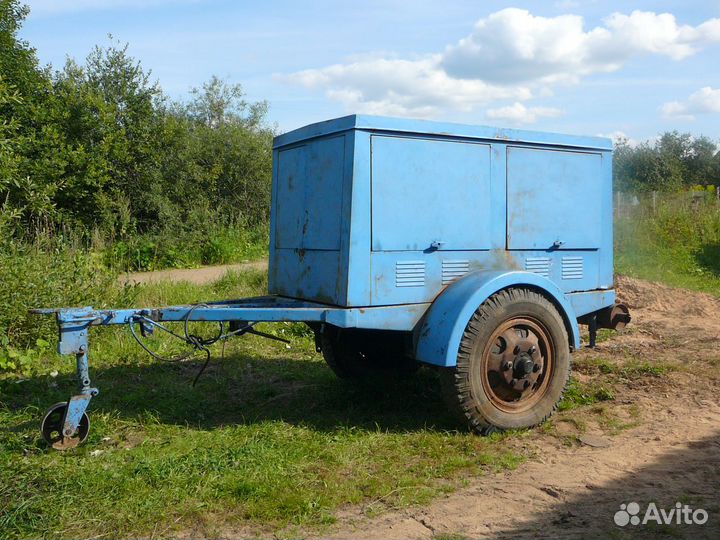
{"left": 34, "top": 114, "right": 630, "bottom": 449}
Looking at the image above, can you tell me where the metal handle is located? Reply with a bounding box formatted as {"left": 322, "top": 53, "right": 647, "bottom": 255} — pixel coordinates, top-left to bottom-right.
{"left": 429, "top": 240, "right": 445, "bottom": 250}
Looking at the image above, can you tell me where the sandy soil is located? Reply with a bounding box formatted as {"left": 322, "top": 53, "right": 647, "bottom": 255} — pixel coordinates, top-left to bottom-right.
{"left": 119, "top": 260, "right": 268, "bottom": 286}
{"left": 319, "top": 276, "right": 720, "bottom": 539}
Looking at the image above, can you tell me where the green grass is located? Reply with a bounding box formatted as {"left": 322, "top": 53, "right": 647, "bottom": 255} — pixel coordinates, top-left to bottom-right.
{"left": 574, "top": 356, "right": 675, "bottom": 378}
{"left": 101, "top": 222, "right": 269, "bottom": 272}
{"left": 615, "top": 197, "right": 720, "bottom": 296}
{"left": 0, "top": 270, "right": 523, "bottom": 539}
{"left": 557, "top": 378, "right": 615, "bottom": 412}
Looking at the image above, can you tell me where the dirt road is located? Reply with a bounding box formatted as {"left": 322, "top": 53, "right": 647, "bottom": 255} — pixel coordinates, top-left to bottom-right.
{"left": 323, "top": 276, "right": 720, "bottom": 539}
{"left": 119, "top": 260, "right": 268, "bottom": 285}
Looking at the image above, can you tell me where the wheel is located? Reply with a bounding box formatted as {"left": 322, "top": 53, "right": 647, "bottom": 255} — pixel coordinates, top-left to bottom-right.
{"left": 320, "top": 326, "right": 418, "bottom": 380}
{"left": 41, "top": 402, "right": 90, "bottom": 450}
{"left": 440, "top": 288, "right": 571, "bottom": 434}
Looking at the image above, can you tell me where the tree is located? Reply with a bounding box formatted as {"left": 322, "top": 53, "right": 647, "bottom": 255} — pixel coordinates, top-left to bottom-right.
{"left": 614, "top": 131, "right": 718, "bottom": 192}
{"left": 687, "top": 136, "right": 717, "bottom": 186}
{"left": 187, "top": 76, "right": 268, "bottom": 130}
{"left": 51, "top": 40, "right": 164, "bottom": 231}
{"left": 0, "top": 0, "right": 60, "bottom": 228}
{"left": 1, "top": 3, "right": 274, "bottom": 240}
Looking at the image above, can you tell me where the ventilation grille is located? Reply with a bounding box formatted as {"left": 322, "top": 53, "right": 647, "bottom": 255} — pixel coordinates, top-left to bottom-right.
{"left": 525, "top": 257, "right": 550, "bottom": 277}
{"left": 562, "top": 256, "right": 584, "bottom": 280}
{"left": 442, "top": 259, "right": 470, "bottom": 285}
{"left": 395, "top": 261, "right": 425, "bottom": 287}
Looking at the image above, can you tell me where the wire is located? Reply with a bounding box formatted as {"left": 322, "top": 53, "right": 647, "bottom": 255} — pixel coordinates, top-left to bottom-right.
{"left": 128, "top": 306, "right": 224, "bottom": 385}
{"left": 128, "top": 316, "right": 197, "bottom": 363}
{"left": 128, "top": 305, "right": 291, "bottom": 386}
{"left": 191, "top": 348, "right": 212, "bottom": 387}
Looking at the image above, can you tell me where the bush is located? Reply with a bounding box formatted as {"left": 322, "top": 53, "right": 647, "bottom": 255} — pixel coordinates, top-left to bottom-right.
{"left": 0, "top": 237, "right": 135, "bottom": 352}
{"left": 102, "top": 219, "right": 268, "bottom": 271}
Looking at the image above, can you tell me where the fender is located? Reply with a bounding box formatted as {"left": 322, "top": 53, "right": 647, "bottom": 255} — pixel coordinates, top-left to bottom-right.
{"left": 415, "top": 270, "right": 581, "bottom": 367}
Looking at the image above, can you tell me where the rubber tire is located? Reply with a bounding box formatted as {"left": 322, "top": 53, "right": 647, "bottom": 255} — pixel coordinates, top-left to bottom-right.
{"left": 321, "top": 326, "right": 418, "bottom": 380}
{"left": 440, "top": 288, "right": 571, "bottom": 434}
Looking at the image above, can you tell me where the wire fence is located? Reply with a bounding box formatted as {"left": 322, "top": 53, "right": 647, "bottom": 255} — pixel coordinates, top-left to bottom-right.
{"left": 615, "top": 188, "right": 720, "bottom": 219}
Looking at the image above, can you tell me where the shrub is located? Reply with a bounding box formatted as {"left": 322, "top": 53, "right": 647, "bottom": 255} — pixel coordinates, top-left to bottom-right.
{"left": 0, "top": 237, "right": 135, "bottom": 352}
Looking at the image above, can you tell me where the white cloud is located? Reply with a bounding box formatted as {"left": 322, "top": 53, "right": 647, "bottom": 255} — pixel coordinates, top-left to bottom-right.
{"left": 485, "top": 102, "right": 563, "bottom": 124}
{"left": 661, "top": 87, "right": 720, "bottom": 120}
{"left": 281, "top": 57, "right": 532, "bottom": 119}
{"left": 442, "top": 9, "right": 720, "bottom": 83}
{"left": 596, "top": 130, "right": 639, "bottom": 147}
{"left": 283, "top": 8, "right": 720, "bottom": 119}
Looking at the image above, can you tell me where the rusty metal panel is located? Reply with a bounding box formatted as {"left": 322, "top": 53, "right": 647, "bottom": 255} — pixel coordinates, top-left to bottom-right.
{"left": 270, "top": 133, "right": 349, "bottom": 305}
{"left": 275, "top": 135, "right": 345, "bottom": 250}
{"left": 506, "top": 147, "right": 603, "bottom": 250}
{"left": 370, "top": 135, "right": 492, "bottom": 252}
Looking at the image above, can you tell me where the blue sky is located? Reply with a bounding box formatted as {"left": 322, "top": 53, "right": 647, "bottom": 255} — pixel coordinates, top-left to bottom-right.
{"left": 19, "top": 0, "right": 720, "bottom": 142}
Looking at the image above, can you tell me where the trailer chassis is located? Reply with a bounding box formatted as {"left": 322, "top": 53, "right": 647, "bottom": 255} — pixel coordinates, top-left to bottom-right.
{"left": 32, "top": 296, "right": 429, "bottom": 449}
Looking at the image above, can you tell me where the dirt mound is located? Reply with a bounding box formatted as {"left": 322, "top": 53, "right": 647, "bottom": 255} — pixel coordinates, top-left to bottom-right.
{"left": 616, "top": 275, "right": 720, "bottom": 316}
{"left": 614, "top": 275, "right": 720, "bottom": 344}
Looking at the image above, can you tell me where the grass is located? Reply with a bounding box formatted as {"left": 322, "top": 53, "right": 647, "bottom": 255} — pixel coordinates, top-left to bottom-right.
{"left": 557, "top": 378, "right": 615, "bottom": 412}
{"left": 615, "top": 195, "right": 720, "bottom": 296}
{"left": 0, "top": 269, "right": 523, "bottom": 539}
{"left": 101, "top": 222, "right": 269, "bottom": 272}
{"left": 573, "top": 356, "right": 675, "bottom": 378}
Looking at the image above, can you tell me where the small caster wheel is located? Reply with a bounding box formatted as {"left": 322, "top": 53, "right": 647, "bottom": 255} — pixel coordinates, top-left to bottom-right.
{"left": 41, "top": 402, "right": 90, "bottom": 450}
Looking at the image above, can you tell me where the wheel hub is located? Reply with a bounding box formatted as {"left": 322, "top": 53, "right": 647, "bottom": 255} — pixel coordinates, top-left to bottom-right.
{"left": 513, "top": 352, "right": 535, "bottom": 378}
{"left": 482, "top": 317, "right": 554, "bottom": 412}
{"left": 498, "top": 335, "right": 543, "bottom": 392}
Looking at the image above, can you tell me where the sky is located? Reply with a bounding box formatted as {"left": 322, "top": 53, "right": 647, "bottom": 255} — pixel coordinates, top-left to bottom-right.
{"left": 18, "top": 0, "right": 720, "bottom": 143}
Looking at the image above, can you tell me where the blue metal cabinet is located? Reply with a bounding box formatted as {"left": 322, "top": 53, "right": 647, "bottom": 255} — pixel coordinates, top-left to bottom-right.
{"left": 269, "top": 115, "right": 614, "bottom": 308}
{"left": 275, "top": 136, "right": 346, "bottom": 250}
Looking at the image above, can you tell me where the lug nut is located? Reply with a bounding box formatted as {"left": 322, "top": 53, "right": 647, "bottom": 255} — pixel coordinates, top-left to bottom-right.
{"left": 502, "top": 361, "right": 513, "bottom": 371}
{"left": 533, "top": 364, "right": 540, "bottom": 372}
{"left": 523, "top": 380, "right": 530, "bottom": 389}
{"left": 528, "top": 346, "right": 536, "bottom": 354}
{"left": 510, "top": 378, "right": 517, "bottom": 386}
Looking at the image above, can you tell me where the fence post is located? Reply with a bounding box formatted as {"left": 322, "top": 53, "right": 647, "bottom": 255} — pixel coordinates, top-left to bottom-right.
{"left": 652, "top": 191, "right": 657, "bottom": 214}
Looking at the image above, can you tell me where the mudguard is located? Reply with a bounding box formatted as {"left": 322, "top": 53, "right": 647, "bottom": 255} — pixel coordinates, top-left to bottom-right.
{"left": 414, "top": 270, "right": 581, "bottom": 367}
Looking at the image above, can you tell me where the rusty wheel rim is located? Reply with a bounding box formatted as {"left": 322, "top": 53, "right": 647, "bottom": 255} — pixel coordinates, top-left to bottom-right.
{"left": 477, "top": 317, "right": 555, "bottom": 413}
{"left": 41, "top": 402, "right": 90, "bottom": 450}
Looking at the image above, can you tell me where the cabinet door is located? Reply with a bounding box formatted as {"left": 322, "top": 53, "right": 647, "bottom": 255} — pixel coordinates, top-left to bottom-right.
{"left": 371, "top": 135, "right": 492, "bottom": 252}
{"left": 275, "top": 135, "right": 345, "bottom": 250}
{"left": 507, "top": 147, "right": 602, "bottom": 250}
